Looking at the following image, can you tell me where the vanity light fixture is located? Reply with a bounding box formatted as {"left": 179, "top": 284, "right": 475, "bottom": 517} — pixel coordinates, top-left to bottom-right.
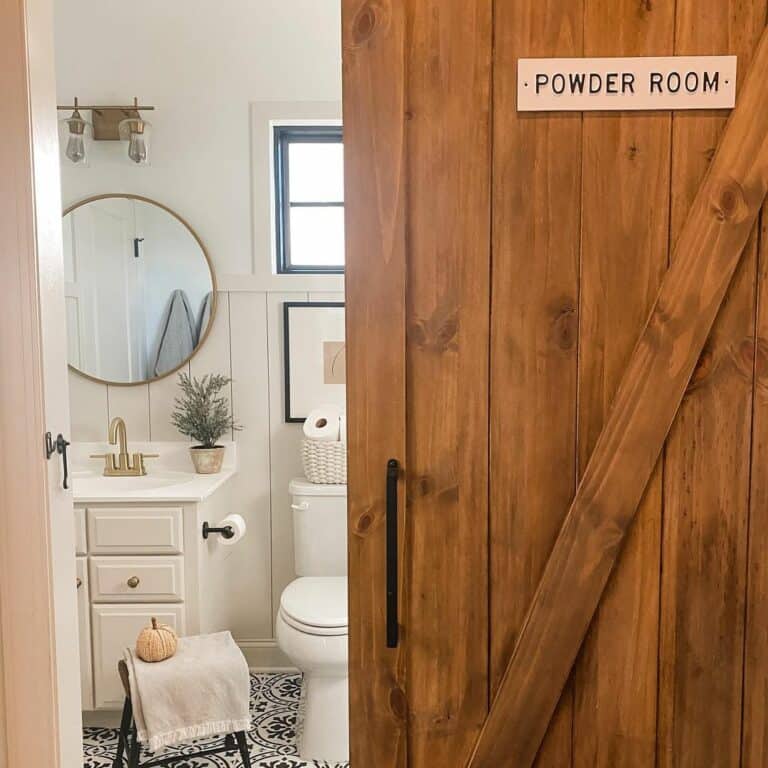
{"left": 57, "top": 96, "right": 155, "bottom": 165}
{"left": 119, "top": 97, "right": 152, "bottom": 165}
{"left": 59, "top": 97, "right": 91, "bottom": 165}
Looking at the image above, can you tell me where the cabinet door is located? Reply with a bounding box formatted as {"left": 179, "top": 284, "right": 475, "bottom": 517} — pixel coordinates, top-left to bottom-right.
{"left": 76, "top": 557, "right": 93, "bottom": 710}
{"left": 91, "top": 604, "right": 185, "bottom": 709}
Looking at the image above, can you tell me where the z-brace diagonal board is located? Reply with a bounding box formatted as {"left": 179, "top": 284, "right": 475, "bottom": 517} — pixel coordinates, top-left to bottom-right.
{"left": 469, "top": 25, "right": 768, "bottom": 768}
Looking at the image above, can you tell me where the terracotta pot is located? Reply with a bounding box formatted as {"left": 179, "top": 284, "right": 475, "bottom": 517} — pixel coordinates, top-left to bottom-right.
{"left": 190, "top": 446, "right": 225, "bottom": 474}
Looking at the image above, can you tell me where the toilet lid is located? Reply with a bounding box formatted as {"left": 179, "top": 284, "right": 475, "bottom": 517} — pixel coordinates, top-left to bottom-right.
{"left": 280, "top": 577, "right": 348, "bottom": 634}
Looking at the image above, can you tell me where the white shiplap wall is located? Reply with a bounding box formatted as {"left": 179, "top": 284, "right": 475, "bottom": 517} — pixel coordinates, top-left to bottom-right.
{"left": 69, "top": 289, "right": 343, "bottom": 667}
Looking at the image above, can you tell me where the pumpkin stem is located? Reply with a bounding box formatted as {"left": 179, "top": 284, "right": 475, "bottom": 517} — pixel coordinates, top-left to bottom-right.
{"left": 151, "top": 617, "right": 158, "bottom": 630}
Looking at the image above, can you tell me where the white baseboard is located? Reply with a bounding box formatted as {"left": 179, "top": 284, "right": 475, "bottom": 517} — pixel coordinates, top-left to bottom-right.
{"left": 236, "top": 638, "right": 293, "bottom": 670}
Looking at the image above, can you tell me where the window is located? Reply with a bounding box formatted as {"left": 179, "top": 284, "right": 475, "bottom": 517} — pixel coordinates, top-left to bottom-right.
{"left": 274, "top": 125, "right": 344, "bottom": 274}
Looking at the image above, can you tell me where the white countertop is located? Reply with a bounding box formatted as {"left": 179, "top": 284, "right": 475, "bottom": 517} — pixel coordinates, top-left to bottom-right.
{"left": 70, "top": 441, "right": 237, "bottom": 503}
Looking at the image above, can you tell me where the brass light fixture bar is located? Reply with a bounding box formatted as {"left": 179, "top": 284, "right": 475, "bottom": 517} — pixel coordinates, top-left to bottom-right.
{"left": 57, "top": 97, "right": 155, "bottom": 141}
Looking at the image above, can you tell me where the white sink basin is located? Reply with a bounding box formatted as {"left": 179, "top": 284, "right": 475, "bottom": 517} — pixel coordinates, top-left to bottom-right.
{"left": 69, "top": 442, "right": 237, "bottom": 503}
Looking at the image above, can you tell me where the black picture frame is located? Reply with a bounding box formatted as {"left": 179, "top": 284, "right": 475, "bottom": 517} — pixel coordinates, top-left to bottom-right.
{"left": 283, "top": 301, "right": 346, "bottom": 423}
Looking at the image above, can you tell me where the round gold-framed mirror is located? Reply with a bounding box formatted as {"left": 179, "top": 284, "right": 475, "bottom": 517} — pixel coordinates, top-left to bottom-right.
{"left": 63, "top": 194, "right": 217, "bottom": 386}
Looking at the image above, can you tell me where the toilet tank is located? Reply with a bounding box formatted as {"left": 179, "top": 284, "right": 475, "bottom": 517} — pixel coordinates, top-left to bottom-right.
{"left": 289, "top": 478, "right": 347, "bottom": 576}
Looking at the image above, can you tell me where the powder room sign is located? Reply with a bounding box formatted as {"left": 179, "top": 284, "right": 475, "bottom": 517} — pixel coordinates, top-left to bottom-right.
{"left": 518, "top": 56, "right": 737, "bottom": 112}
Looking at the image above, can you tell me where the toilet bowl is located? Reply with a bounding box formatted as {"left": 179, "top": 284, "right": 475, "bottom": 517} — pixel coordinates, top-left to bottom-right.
{"left": 276, "top": 576, "right": 348, "bottom": 763}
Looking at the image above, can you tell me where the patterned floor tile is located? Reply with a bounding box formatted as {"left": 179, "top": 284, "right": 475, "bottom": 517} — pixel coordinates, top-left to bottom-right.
{"left": 83, "top": 673, "right": 348, "bottom": 768}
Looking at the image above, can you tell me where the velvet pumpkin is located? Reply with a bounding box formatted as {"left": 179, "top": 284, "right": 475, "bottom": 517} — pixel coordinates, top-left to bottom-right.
{"left": 136, "top": 617, "right": 178, "bottom": 662}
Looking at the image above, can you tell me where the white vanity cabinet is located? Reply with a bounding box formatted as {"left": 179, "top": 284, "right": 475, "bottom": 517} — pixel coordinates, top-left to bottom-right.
{"left": 71, "top": 444, "right": 237, "bottom": 713}
{"left": 74, "top": 478, "right": 235, "bottom": 711}
{"left": 75, "top": 503, "right": 192, "bottom": 710}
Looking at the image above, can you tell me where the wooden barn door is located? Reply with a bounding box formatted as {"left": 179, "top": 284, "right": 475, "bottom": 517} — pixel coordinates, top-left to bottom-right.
{"left": 343, "top": 0, "right": 768, "bottom": 766}
{"left": 343, "top": 0, "right": 492, "bottom": 766}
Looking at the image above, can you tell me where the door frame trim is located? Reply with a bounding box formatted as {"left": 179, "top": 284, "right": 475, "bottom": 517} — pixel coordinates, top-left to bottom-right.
{"left": 0, "top": 0, "right": 61, "bottom": 763}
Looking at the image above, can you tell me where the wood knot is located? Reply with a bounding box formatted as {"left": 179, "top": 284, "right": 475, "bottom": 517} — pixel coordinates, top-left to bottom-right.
{"left": 550, "top": 301, "right": 577, "bottom": 351}
{"left": 438, "top": 484, "right": 459, "bottom": 504}
{"left": 687, "top": 345, "right": 718, "bottom": 393}
{"left": 412, "top": 474, "right": 433, "bottom": 497}
{"left": 408, "top": 307, "right": 459, "bottom": 353}
{"left": 389, "top": 685, "right": 408, "bottom": 721}
{"left": 711, "top": 179, "right": 748, "bottom": 223}
{"left": 350, "top": 1, "right": 384, "bottom": 46}
{"left": 729, "top": 337, "right": 756, "bottom": 382}
{"left": 638, "top": 0, "right": 653, "bottom": 14}
{"left": 435, "top": 314, "right": 459, "bottom": 349}
{"left": 704, "top": 147, "right": 716, "bottom": 163}
{"left": 354, "top": 509, "right": 375, "bottom": 536}
{"left": 755, "top": 337, "right": 768, "bottom": 389}
{"left": 628, "top": 143, "right": 639, "bottom": 159}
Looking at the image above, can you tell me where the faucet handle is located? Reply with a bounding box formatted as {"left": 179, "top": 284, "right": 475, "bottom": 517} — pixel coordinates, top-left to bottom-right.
{"left": 136, "top": 452, "right": 159, "bottom": 475}
{"left": 90, "top": 453, "right": 117, "bottom": 475}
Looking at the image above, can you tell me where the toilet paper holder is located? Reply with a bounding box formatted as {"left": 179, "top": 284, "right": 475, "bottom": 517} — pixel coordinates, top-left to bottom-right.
{"left": 202, "top": 521, "right": 235, "bottom": 540}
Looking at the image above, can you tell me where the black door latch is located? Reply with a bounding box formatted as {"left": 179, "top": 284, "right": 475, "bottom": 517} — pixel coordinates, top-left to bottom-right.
{"left": 45, "top": 432, "right": 71, "bottom": 489}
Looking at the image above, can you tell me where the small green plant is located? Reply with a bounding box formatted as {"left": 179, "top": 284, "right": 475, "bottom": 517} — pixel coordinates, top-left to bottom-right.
{"left": 171, "top": 373, "right": 242, "bottom": 448}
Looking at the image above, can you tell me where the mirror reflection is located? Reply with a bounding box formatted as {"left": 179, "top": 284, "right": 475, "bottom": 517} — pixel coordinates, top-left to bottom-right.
{"left": 63, "top": 195, "right": 215, "bottom": 385}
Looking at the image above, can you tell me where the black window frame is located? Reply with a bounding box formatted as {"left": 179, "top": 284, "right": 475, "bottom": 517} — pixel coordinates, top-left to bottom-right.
{"left": 273, "top": 124, "right": 344, "bottom": 275}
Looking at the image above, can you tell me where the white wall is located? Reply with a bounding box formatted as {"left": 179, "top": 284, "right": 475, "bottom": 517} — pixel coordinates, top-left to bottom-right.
{"left": 55, "top": 0, "right": 344, "bottom": 667}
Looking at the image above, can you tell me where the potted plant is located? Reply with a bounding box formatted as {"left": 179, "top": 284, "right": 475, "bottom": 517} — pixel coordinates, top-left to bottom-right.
{"left": 171, "top": 373, "right": 241, "bottom": 474}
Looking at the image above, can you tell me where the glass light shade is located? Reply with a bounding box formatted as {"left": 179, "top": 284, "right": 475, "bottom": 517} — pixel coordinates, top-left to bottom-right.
{"left": 60, "top": 111, "right": 92, "bottom": 165}
{"left": 118, "top": 116, "right": 151, "bottom": 165}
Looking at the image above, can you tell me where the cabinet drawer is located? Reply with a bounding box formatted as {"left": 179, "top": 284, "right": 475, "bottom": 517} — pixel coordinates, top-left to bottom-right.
{"left": 92, "top": 604, "right": 185, "bottom": 709}
{"left": 89, "top": 556, "right": 184, "bottom": 603}
{"left": 87, "top": 506, "right": 183, "bottom": 554}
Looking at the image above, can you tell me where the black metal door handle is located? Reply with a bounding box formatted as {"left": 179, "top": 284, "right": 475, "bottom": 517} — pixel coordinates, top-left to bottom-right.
{"left": 386, "top": 458, "right": 400, "bottom": 648}
{"left": 45, "top": 432, "right": 71, "bottom": 490}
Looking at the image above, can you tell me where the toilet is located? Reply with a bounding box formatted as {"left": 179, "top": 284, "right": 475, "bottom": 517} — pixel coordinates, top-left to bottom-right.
{"left": 276, "top": 478, "right": 348, "bottom": 763}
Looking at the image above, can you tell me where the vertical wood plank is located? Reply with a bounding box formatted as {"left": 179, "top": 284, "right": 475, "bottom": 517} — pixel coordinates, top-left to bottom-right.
{"left": 574, "top": 2, "right": 673, "bottom": 765}
{"left": 228, "top": 291, "right": 273, "bottom": 639}
{"left": 404, "top": 0, "right": 492, "bottom": 765}
{"left": 189, "top": 291, "right": 232, "bottom": 384}
{"left": 68, "top": 371, "right": 108, "bottom": 441}
{"left": 490, "top": 2, "right": 583, "bottom": 766}
{"left": 149, "top": 362, "right": 189, "bottom": 441}
{"left": 658, "top": 4, "right": 766, "bottom": 767}
{"left": 266, "top": 291, "right": 306, "bottom": 632}
{"left": 342, "top": 0, "right": 408, "bottom": 764}
{"left": 107, "top": 384, "right": 150, "bottom": 441}
{"left": 744, "top": 209, "right": 768, "bottom": 768}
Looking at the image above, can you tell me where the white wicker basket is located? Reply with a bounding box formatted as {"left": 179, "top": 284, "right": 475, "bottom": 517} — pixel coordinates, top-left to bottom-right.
{"left": 301, "top": 439, "right": 347, "bottom": 484}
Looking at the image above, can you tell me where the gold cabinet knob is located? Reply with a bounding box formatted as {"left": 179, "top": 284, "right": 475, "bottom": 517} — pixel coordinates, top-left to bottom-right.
{"left": 127, "top": 576, "right": 140, "bottom": 589}
{"left": 76, "top": 577, "right": 82, "bottom": 589}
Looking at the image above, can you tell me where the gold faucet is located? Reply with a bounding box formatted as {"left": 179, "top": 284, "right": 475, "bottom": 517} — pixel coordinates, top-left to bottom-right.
{"left": 91, "top": 417, "right": 158, "bottom": 476}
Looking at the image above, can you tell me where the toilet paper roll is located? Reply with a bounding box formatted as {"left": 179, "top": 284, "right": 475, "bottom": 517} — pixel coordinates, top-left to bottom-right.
{"left": 303, "top": 405, "right": 341, "bottom": 441}
{"left": 218, "top": 513, "right": 247, "bottom": 546}
{"left": 339, "top": 412, "right": 347, "bottom": 444}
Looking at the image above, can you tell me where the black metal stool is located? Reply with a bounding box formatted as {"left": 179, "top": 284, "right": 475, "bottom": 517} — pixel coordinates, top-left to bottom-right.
{"left": 113, "top": 659, "right": 252, "bottom": 768}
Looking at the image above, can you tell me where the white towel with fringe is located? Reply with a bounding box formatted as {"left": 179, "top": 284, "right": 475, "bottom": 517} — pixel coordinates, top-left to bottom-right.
{"left": 123, "top": 631, "right": 250, "bottom": 752}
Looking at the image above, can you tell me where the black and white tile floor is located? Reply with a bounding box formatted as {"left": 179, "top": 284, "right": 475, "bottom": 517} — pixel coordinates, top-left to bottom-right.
{"left": 83, "top": 673, "right": 349, "bottom": 768}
